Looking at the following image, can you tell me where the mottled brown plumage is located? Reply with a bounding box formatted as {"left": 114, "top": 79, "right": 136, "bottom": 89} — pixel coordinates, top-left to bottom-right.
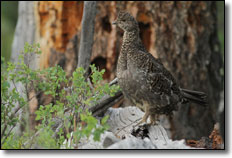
{"left": 112, "top": 11, "right": 207, "bottom": 125}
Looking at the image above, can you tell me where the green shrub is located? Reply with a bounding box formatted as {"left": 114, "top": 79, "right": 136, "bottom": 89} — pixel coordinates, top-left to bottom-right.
{"left": 1, "top": 43, "right": 120, "bottom": 149}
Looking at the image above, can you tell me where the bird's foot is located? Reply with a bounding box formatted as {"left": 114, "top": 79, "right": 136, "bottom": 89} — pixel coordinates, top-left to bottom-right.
{"left": 148, "top": 120, "right": 159, "bottom": 126}
{"left": 132, "top": 118, "right": 160, "bottom": 134}
{"left": 149, "top": 114, "right": 160, "bottom": 126}
{"left": 133, "top": 113, "right": 149, "bottom": 129}
{"left": 133, "top": 119, "right": 146, "bottom": 129}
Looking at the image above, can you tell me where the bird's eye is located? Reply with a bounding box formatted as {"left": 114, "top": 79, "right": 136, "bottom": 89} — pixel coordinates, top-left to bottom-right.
{"left": 121, "top": 19, "right": 126, "bottom": 22}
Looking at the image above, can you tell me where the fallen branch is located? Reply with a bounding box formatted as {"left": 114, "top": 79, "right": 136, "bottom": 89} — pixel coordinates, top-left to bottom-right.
{"left": 90, "top": 91, "right": 123, "bottom": 117}
{"left": 89, "top": 77, "right": 123, "bottom": 116}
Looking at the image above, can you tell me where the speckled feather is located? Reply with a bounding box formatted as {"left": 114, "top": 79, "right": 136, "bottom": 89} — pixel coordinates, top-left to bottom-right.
{"left": 113, "top": 12, "right": 206, "bottom": 123}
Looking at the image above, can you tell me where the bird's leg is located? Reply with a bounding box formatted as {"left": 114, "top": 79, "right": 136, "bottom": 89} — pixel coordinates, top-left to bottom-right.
{"left": 134, "top": 105, "right": 149, "bottom": 127}
{"left": 149, "top": 114, "right": 159, "bottom": 125}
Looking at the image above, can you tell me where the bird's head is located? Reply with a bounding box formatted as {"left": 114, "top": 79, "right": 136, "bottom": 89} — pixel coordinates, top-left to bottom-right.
{"left": 112, "top": 11, "right": 139, "bottom": 32}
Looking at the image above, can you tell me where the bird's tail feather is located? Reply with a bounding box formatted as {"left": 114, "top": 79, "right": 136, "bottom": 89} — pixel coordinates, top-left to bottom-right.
{"left": 180, "top": 88, "right": 208, "bottom": 107}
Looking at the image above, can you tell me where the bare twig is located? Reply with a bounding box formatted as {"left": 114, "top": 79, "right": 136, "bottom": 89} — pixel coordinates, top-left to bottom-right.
{"left": 109, "top": 78, "right": 118, "bottom": 86}
{"left": 1, "top": 86, "right": 43, "bottom": 138}
{"left": 12, "top": 79, "right": 20, "bottom": 96}
{"left": 1, "top": 126, "right": 15, "bottom": 145}
{"left": 1, "top": 105, "right": 22, "bottom": 139}
{"left": 87, "top": 77, "right": 94, "bottom": 90}
{"left": 22, "top": 128, "right": 43, "bottom": 148}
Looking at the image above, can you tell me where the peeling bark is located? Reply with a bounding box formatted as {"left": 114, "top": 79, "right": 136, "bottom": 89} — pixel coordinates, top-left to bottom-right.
{"left": 35, "top": 1, "right": 83, "bottom": 69}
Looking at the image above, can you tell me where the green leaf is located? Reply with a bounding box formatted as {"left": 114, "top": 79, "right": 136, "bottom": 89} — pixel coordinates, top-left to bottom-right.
{"left": 101, "top": 115, "right": 109, "bottom": 125}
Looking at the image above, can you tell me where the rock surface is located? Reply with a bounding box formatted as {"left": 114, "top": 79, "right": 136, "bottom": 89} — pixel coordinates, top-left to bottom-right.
{"left": 63, "top": 106, "right": 195, "bottom": 149}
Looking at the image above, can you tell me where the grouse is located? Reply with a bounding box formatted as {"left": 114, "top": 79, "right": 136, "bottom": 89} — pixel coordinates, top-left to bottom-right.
{"left": 112, "top": 11, "right": 207, "bottom": 125}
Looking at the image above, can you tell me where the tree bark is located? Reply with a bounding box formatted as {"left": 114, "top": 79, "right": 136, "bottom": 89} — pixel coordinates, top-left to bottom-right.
{"left": 77, "top": 1, "right": 97, "bottom": 73}
{"left": 149, "top": 1, "right": 223, "bottom": 140}
{"left": 11, "top": 2, "right": 37, "bottom": 66}
{"left": 11, "top": 1, "right": 37, "bottom": 135}
{"left": 35, "top": 1, "right": 83, "bottom": 70}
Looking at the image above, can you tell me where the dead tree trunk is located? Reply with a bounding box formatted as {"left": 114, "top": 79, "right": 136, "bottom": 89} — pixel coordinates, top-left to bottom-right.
{"left": 11, "top": 2, "right": 36, "bottom": 65}
{"left": 11, "top": 1, "right": 37, "bottom": 135}
{"left": 78, "top": 1, "right": 97, "bottom": 73}
{"left": 149, "top": 1, "right": 223, "bottom": 140}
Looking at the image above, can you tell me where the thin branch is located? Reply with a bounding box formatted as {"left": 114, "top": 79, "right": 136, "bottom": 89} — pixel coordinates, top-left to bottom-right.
{"left": 1, "top": 105, "right": 21, "bottom": 138}
{"left": 22, "top": 128, "right": 43, "bottom": 148}
{"left": 1, "top": 88, "right": 42, "bottom": 139}
{"left": 109, "top": 78, "right": 118, "bottom": 86}
{"left": 12, "top": 79, "right": 20, "bottom": 96}
{"left": 1, "top": 126, "right": 15, "bottom": 146}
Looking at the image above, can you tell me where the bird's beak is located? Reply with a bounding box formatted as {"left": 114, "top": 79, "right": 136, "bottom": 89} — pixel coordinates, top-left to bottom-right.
{"left": 112, "top": 21, "right": 117, "bottom": 25}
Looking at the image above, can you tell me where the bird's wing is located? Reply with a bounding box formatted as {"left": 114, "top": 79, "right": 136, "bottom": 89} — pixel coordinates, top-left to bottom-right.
{"left": 147, "top": 71, "right": 179, "bottom": 96}
{"left": 128, "top": 50, "right": 180, "bottom": 96}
